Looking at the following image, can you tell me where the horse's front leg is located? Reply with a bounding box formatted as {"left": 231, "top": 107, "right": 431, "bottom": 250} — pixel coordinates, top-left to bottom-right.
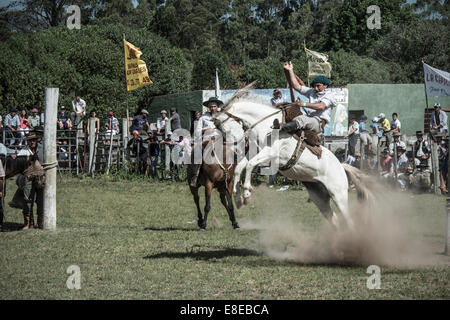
{"left": 243, "top": 146, "right": 276, "bottom": 203}
{"left": 202, "top": 179, "right": 214, "bottom": 230}
{"left": 233, "top": 157, "right": 248, "bottom": 209}
{"left": 190, "top": 186, "right": 203, "bottom": 229}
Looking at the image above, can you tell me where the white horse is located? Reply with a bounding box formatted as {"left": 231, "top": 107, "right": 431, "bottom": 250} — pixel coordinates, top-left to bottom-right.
{"left": 213, "top": 99, "right": 369, "bottom": 230}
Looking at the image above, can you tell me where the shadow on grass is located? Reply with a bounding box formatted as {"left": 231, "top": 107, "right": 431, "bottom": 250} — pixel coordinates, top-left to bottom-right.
{"left": 144, "top": 247, "right": 261, "bottom": 261}
{"left": 1, "top": 222, "right": 24, "bottom": 232}
{"left": 144, "top": 226, "right": 199, "bottom": 232}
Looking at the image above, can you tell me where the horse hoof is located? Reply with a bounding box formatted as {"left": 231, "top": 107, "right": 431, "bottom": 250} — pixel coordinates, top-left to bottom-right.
{"left": 243, "top": 197, "right": 251, "bottom": 205}
{"left": 199, "top": 228, "right": 206, "bottom": 232}
{"left": 235, "top": 197, "right": 243, "bottom": 209}
{"left": 233, "top": 224, "right": 240, "bottom": 230}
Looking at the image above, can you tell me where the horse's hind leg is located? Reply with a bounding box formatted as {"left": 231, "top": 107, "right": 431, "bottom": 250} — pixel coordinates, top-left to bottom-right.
{"left": 233, "top": 158, "right": 248, "bottom": 209}
{"left": 202, "top": 179, "right": 213, "bottom": 230}
{"left": 219, "top": 183, "right": 240, "bottom": 229}
{"left": 190, "top": 186, "right": 204, "bottom": 229}
{"left": 303, "top": 182, "right": 338, "bottom": 229}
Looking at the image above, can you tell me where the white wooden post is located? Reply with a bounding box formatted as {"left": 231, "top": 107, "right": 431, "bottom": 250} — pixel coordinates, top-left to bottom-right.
{"left": 430, "top": 138, "right": 440, "bottom": 194}
{"left": 165, "top": 120, "right": 171, "bottom": 171}
{"left": 88, "top": 119, "right": 96, "bottom": 175}
{"left": 446, "top": 134, "right": 450, "bottom": 255}
{"left": 43, "top": 88, "right": 58, "bottom": 230}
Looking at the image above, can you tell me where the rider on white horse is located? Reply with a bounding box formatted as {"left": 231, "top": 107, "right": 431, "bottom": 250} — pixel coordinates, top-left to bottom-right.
{"left": 279, "top": 61, "right": 336, "bottom": 134}
{"left": 190, "top": 97, "right": 223, "bottom": 187}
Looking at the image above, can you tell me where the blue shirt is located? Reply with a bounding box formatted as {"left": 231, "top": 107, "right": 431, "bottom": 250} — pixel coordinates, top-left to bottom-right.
{"left": 371, "top": 123, "right": 382, "bottom": 138}
{"left": 4, "top": 113, "right": 20, "bottom": 129}
{"left": 359, "top": 121, "right": 368, "bottom": 133}
{"left": 130, "top": 115, "right": 149, "bottom": 133}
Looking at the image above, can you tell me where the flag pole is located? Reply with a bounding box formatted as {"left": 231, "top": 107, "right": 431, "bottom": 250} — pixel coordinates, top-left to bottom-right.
{"left": 422, "top": 60, "right": 430, "bottom": 110}
{"left": 304, "top": 40, "right": 310, "bottom": 87}
{"left": 124, "top": 33, "right": 130, "bottom": 136}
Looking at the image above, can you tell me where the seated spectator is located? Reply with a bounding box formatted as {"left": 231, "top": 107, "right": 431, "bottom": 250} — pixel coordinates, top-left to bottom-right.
{"left": 388, "top": 132, "right": 406, "bottom": 156}
{"left": 127, "top": 130, "right": 147, "bottom": 175}
{"left": 29, "top": 108, "right": 40, "bottom": 129}
{"left": 370, "top": 117, "right": 382, "bottom": 152}
{"left": 391, "top": 113, "right": 401, "bottom": 134}
{"left": 430, "top": 102, "right": 448, "bottom": 135}
{"left": 71, "top": 95, "right": 86, "bottom": 127}
{"left": 144, "top": 131, "right": 159, "bottom": 178}
{"left": 414, "top": 131, "right": 430, "bottom": 167}
{"left": 57, "top": 106, "right": 72, "bottom": 130}
{"left": 4, "top": 108, "right": 20, "bottom": 145}
{"left": 380, "top": 148, "right": 393, "bottom": 178}
{"left": 130, "top": 109, "right": 150, "bottom": 135}
{"left": 271, "top": 89, "right": 283, "bottom": 106}
{"left": 18, "top": 109, "right": 31, "bottom": 145}
{"left": 169, "top": 108, "right": 181, "bottom": 131}
{"left": 105, "top": 110, "right": 120, "bottom": 139}
{"left": 157, "top": 110, "right": 169, "bottom": 137}
{"left": 378, "top": 113, "right": 391, "bottom": 147}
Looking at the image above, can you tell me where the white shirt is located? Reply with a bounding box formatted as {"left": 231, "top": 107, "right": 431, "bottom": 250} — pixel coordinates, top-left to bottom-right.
{"left": 72, "top": 99, "right": 86, "bottom": 116}
{"left": 391, "top": 119, "right": 401, "bottom": 131}
{"left": 157, "top": 117, "right": 168, "bottom": 130}
{"left": 349, "top": 121, "right": 359, "bottom": 135}
{"left": 194, "top": 112, "right": 215, "bottom": 138}
{"left": 299, "top": 86, "right": 336, "bottom": 123}
{"left": 389, "top": 140, "right": 406, "bottom": 155}
{"left": 416, "top": 140, "right": 429, "bottom": 157}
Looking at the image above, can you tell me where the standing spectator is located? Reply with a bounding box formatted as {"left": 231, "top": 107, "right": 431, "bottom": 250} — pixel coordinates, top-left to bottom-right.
{"left": 345, "top": 117, "right": 359, "bottom": 156}
{"left": 438, "top": 138, "right": 448, "bottom": 194}
{"left": 86, "top": 110, "right": 100, "bottom": 135}
{"left": 72, "top": 95, "right": 86, "bottom": 127}
{"left": 18, "top": 109, "right": 31, "bottom": 145}
{"left": 378, "top": 113, "right": 392, "bottom": 147}
{"left": 57, "top": 106, "right": 72, "bottom": 130}
{"left": 271, "top": 89, "right": 283, "bottom": 105}
{"left": 359, "top": 115, "right": 371, "bottom": 150}
{"left": 105, "top": 110, "right": 119, "bottom": 139}
{"left": 414, "top": 131, "right": 430, "bottom": 167}
{"left": 4, "top": 108, "right": 20, "bottom": 145}
{"left": 391, "top": 113, "right": 401, "bottom": 133}
{"left": 430, "top": 102, "right": 448, "bottom": 135}
{"left": 127, "top": 130, "right": 147, "bottom": 175}
{"left": 173, "top": 135, "right": 192, "bottom": 166}
{"left": 157, "top": 110, "right": 169, "bottom": 137}
{"left": 29, "top": 108, "right": 40, "bottom": 129}
{"left": 370, "top": 116, "right": 381, "bottom": 152}
{"left": 169, "top": 108, "right": 181, "bottom": 131}
{"left": 145, "top": 131, "right": 159, "bottom": 178}
{"left": 130, "top": 109, "right": 150, "bottom": 135}
{"left": 389, "top": 132, "right": 406, "bottom": 156}
{"left": 190, "top": 111, "right": 201, "bottom": 136}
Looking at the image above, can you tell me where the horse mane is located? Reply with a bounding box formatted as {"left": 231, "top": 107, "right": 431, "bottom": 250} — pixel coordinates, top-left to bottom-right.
{"left": 221, "top": 81, "right": 257, "bottom": 113}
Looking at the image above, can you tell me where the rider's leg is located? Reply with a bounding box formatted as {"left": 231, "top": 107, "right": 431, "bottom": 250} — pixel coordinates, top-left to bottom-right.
{"left": 281, "top": 115, "right": 321, "bottom": 134}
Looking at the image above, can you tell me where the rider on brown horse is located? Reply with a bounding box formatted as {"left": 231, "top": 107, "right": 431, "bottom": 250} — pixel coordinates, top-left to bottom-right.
{"left": 189, "top": 97, "right": 223, "bottom": 187}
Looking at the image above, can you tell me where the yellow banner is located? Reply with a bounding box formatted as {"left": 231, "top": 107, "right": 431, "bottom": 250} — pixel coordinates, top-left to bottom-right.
{"left": 305, "top": 47, "right": 332, "bottom": 79}
{"left": 124, "top": 40, "right": 152, "bottom": 91}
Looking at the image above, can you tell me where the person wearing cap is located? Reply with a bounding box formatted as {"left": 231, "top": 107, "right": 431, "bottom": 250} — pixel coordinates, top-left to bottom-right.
{"left": 127, "top": 130, "right": 148, "bottom": 175}
{"left": 377, "top": 113, "right": 392, "bottom": 146}
{"left": 57, "top": 106, "right": 72, "bottom": 130}
{"left": 129, "top": 109, "right": 150, "bottom": 135}
{"left": 430, "top": 102, "right": 448, "bottom": 134}
{"left": 169, "top": 108, "right": 181, "bottom": 131}
{"left": 105, "top": 110, "right": 120, "bottom": 138}
{"left": 4, "top": 108, "right": 20, "bottom": 145}
{"left": 359, "top": 115, "right": 371, "bottom": 150}
{"left": 388, "top": 131, "right": 406, "bottom": 156}
{"left": 370, "top": 116, "right": 382, "bottom": 151}
{"left": 414, "top": 131, "right": 430, "bottom": 167}
{"left": 29, "top": 108, "right": 40, "bottom": 128}
{"left": 157, "top": 110, "right": 169, "bottom": 136}
{"left": 271, "top": 89, "right": 283, "bottom": 106}
{"left": 71, "top": 95, "right": 86, "bottom": 127}
{"left": 280, "top": 61, "right": 336, "bottom": 134}
{"left": 190, "top": 96, "right": 223, "bottom": 187}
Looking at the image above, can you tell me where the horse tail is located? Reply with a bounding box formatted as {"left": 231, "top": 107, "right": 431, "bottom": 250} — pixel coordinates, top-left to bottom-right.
{"left": 342, "top": 164, "right": 376, "bottom": 203}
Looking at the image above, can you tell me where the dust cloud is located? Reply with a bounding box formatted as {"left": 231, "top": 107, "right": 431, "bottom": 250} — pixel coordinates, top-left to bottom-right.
{"left": 240, "top": 184, "right": 448, "bottom": 267}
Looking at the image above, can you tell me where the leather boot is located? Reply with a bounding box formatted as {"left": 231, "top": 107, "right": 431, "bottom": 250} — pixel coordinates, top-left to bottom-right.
{"left": 280, "top": 121, "right": 298, "bottom": 134}
{"left": 36, "top": 215, "right": 43, "bottom": 229}
{"left": 22, "top": 215, "right": 31, "bottom": 230}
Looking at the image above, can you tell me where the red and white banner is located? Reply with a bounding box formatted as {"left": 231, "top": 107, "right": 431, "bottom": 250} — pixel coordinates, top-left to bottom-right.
{"left": 424, "top": 62, "right": 450, "bottom": 97}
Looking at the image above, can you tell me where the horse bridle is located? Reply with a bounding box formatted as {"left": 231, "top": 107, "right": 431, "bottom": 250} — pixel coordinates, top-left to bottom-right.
{"left": 221, "top": 108, "right": 284, "bottom": 131}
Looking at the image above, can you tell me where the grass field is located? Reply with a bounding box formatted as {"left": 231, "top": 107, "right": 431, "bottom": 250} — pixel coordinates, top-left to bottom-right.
{"left": 0, "top": 174, "right": 449, "bottom": 300}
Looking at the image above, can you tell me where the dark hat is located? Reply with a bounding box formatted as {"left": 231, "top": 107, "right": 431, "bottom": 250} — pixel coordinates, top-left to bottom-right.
{"left": 361, "top": 115, "right": 368, "bottom": 121}
{"left": 10, "top": 108, "right": 17, "bottom": 113}
{"left": 202, "top": 97, "right": 224, "bottom": 107}
{"left": 382, "top": 148, "right": 389, "bottom": 154}
{"left": 393, "top": 132, "right": 402, "bottom": 137}
{"left": 406, "top": 151, "right": 414, "bottom": 158}
{"left": 25, "top": 128, "right": 44, "bottom": 141}
{"left": 311, "top": 75, "right": 331, "bottom": 86}
{"left": 434, "top": 103, "right": 441, "bottom": 108}
{"left": 273, "top": 89, "right": 282, "bottom": 95}
{"left": 397, "top": 146, "right": 406, "bottom": 152}
{"left": 416, "top": 131, "right": 423, "bottom": 136}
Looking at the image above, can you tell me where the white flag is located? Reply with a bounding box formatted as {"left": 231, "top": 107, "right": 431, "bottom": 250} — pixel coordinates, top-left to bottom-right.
{"left": 215, "top": 68, "right": 221, "bottom": 99}
{"left": 424, "top": 63, "right": 450, "bottom": 97}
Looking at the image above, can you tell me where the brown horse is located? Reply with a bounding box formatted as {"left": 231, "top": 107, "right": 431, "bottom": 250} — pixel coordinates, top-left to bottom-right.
{"left": 187, "top": 139, "right": 240, "bottom": 230}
